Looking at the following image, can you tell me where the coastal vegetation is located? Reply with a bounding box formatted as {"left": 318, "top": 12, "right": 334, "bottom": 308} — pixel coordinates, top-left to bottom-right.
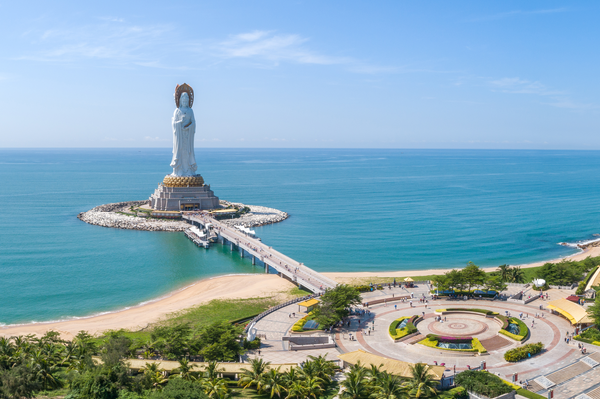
{"left": 454, "top": 370, "right": 513, "bottom": 398}
{"left": 431, "top": 263, "right": 506, "bottom": 295}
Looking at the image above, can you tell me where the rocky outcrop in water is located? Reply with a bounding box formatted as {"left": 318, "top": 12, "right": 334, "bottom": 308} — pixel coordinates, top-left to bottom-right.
{"left": 78, "top": 200, "right": 288, "bottom": 232}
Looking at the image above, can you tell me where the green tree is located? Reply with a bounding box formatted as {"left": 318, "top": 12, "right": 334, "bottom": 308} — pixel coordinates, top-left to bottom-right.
{"left": 0, "top": 364, "right": 41, "bottom": 399}
{"left": 238, "top": 358, "right": 270, "bottom": 391}
{"left": 313, "top": 285, "right": 362, "bottom": 326}
{"left": 484, "top": 277, "right": 507, "bottom": 293}
{"left": 371, "top": 371, "right": 409, "bottom": 399}
{"left": 259, "top": 368, "right": 287, "bottom": 398}
{"left": 339, "top": 362, "right": 370, "bottom": 399}
{"left": 196, "top": 322, "right": 243, "bottom": 362}
{"left": 404, "top": 363, "right": 438, "bottom": 398}
{"left": 202, "top": 378, "right": 230, "bottom": 399}
{"left": 497, "top": 264, "right": 511, "bottom": 283}
{"left": 510, "top": 266, "right": 525, "bottom": 283}
{"left": 171, "top": 358, "right": 197, "bottom": 381}
{"left": 148, "top": 378, "right": 209, "bottom": 399}
{"left": 461, "top": 262, "right": 486, "bottom": 292}
{"left": 151, "top": 324, "right": 192, "bottom": 360}
{"left": 588, "top": 295, "right": 600, "bottom": 326}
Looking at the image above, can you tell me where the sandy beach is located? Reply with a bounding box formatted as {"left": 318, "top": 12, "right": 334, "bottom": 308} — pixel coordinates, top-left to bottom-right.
{"left": 322, "top": 246, "right": 600, "bottom": 284}
{"left": 0, "top": 274, "right": 296, "bottom": 340}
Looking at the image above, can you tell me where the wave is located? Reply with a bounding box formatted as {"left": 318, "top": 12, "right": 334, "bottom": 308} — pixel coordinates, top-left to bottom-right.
{"left": 558, "top": 236, "right": 600, "bottom": 249}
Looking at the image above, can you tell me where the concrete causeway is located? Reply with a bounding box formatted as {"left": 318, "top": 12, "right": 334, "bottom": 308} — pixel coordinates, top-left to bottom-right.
{"left": 183, "top": 214, "right": 337, "bottom": 293}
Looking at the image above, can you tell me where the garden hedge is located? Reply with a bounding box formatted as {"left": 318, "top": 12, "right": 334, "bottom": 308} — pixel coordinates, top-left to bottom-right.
{"left": 389, "top": 316, "right": 418, "bottom": 340}
{"left": 504, "top": 342, "right": 544, "bottom": 362}
{"left": 455, "top": 370, "right": 513, "bottom": 398}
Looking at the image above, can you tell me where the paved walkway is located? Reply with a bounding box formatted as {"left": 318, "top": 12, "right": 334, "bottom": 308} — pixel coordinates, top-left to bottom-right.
{"left": 249, "top": 282, "right": 599, "bottom": 397}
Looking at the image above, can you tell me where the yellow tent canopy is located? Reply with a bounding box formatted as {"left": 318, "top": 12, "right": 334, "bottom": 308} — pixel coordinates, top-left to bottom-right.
{"left": 404, "top": 277, "right": 414, "bottom": 282}
{"left": 338, "top": 350, "right": 445, "bottom": 380}
{"left": 298, "top": 298, "right": 320, "bottom": 311}
{"left": 547, "top": 298, "right": 593, "bottom": 325}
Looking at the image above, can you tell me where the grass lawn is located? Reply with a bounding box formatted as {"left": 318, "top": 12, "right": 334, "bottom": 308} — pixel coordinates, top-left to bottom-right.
{"left": 93, "top": 296, "right": 285, "bottom": 345}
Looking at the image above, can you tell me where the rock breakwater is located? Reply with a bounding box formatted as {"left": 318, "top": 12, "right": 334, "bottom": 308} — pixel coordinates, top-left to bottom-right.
{"left": 78, "top": 200, "right": 288, "bottom": 232}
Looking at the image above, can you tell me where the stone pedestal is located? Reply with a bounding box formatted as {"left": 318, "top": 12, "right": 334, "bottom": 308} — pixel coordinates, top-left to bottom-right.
{"left": 149, "top": 174, "right": 219, "bottom": 211}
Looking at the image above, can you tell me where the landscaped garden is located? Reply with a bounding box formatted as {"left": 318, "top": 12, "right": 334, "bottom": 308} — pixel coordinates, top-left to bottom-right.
{"left": 419, "top": 334, "right": 487, "bottom": 353}
{"left": 435, "top": 308, "right": 529, "bottom": 341}
{"left": 388, "top": 315, "right": 419, "bottom": 340}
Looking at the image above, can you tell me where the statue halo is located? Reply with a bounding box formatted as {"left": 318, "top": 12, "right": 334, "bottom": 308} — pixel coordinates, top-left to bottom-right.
{"left": 175, "top": 83, "right": 194, "bottom": 108}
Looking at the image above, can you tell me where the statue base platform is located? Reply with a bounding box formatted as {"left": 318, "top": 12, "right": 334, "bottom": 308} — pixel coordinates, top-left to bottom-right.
{"left": 149, "top": 175, "right": 219, "bottom": 211}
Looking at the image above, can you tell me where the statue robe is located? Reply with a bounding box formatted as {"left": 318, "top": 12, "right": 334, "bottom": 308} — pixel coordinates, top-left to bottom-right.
{"left": 170, "top": 106, "right": 197, "bottom": 176}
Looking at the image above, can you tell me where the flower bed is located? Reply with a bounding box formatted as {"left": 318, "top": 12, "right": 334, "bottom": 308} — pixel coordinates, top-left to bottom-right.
{"left": 504, "top": 342, "right": 543, "bottom": 362}
{"left": 438, "top": 308, "right": 498, "bottom": 316}
{"left": 388, "top": 315, "right": 418, "bottom": 340}
{"left": 498, "top": 317, "right": 529, "bottom": 341}
{"left": 291, "top": 311, "right": 318, "bottom": 332}
{"left": 419, "top": 335, "right": 487, "bottom": 353}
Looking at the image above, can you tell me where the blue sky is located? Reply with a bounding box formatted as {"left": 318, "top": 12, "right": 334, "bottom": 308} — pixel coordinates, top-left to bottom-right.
{"left": 0, "top": 1, "right": 598, "bottom": 149}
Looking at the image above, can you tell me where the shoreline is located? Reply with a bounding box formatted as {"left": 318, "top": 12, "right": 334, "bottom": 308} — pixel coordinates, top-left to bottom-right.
{"left": 321, "top": 245, "right": 600, "bottom": 283}
{"left": 0, "top": 274, "right": 297, "bottom": 340}
{"left": 4, "top": 242, "right": 599, "bottom": 340}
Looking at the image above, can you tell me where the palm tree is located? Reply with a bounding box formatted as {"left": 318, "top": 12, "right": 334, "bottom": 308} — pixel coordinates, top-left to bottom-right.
{"left": 340, "top": 362, "right": 370, "bottom": 399}
{"left": 286, "top": 381, "right": 308, "bottom": 399}
{"left": 371, "top": 372, "right": 408, "bottom": 399}
{"left": 260, "top": 367, "right": 287, "bottom": 398}
{"left": 239, "top": 357, "right": 270, "bottom": 390}
{"left": 29, "top": 350, "right": 62, "bottom": 390}
{"left": 283, "top": 367, "right": 303, "bottom": 386}
{"left": 203, "top": 378, "right": 230, "bottom": 399}
{"left": 497, "top": 264, "right": 511, "bottom": 283}
{"left": 203, "top": 360, "right": 224, "bottom": 382}
{"left": 303, "top": 354, "right": 336, "bottom": 384}
{"left": 303, "top": 376, "right": 325, "bottom": 399}
{"left": 510, "top": 266, "right": 525, "bottom": 283}
{"left": 172, "top": 358, "right": 197, "bottom": 381}
{"left": 404, "top": 363, "right": 438, "bottom": 398}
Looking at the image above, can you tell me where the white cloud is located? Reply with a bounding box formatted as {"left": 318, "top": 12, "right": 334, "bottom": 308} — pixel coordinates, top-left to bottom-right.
{"left": 216, "top": 30, "right": 349, "bottom": 66}
{"left": 489, "top": 77, "right": 598, "bottom": 111}
{"left": 489, "top": 77, "right": 555, "bottom": 95}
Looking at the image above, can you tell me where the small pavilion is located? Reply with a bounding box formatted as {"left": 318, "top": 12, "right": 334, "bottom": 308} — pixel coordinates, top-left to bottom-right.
{"left": 298, "top": 298, "right": 320, "bottom": 313}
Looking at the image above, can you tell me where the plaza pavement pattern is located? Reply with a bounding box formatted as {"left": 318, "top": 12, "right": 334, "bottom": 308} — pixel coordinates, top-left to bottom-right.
{"left": 250, "top": 283, "right": 597, "bottom": 398}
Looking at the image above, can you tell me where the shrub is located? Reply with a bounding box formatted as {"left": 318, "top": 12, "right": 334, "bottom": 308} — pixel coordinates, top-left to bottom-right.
{"left": 455, "top": 371, "right": 513, "bottom": 398}
{"left": 389, "top": 316, "right": 418, "bottom": 340}
{"left": 472, "top": 338, "right": 487, "bottom": 354}
{"left": 438, "top": 386, "right": 467, "bottom": 399}
{"left": 291, "top": 312, "right": 315, "bottom": 332}
{"left": 504, "top": 342, "right": 544, "bottom": 362}
{"left": 516, "top": 389, "right": 547, "bottom": 399}
{"left": 444, "top": 308, "right": 498, "bottom": 316}
{"left": 499, "top": 318, "right": 529, "bottom": 341}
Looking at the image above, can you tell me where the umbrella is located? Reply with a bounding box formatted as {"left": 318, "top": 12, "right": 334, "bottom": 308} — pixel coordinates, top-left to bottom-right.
{"left": 404, "top": 277, "right": 414, "bottom": 282}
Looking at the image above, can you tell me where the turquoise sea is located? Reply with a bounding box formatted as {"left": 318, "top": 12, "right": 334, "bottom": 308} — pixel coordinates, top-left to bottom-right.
{"left": 1, "top": 149, "right": 600, "bottom": 325}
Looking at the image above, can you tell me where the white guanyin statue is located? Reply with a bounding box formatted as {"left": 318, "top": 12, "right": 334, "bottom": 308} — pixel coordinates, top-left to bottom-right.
{"left": 170, "top": 84, "right": 197, "bottom": 177}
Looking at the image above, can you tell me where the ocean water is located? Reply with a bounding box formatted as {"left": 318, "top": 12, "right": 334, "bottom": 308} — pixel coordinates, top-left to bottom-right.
{"left": 1, "top": 148, "right": 599, "bottom": 325}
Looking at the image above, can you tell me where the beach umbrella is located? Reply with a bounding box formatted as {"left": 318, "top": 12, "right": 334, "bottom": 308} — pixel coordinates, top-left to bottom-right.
{"left": 404, "top": 277, "right": 414, "bottom": 282}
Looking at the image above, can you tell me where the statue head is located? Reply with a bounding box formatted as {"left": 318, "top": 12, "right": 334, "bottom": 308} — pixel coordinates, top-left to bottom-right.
{"left": 179, "top": 92, "right": 190, "bottom": 108}
{"left": 174, "top": 83, "right": 194, "bottom": 108}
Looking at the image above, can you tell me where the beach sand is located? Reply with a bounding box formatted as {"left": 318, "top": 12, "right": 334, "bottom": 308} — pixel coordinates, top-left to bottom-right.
{"left": 322, "top": 246, "right": 600, "bottom": 284}
{"left": 0, "top": 274, "right": 296, "bottom": 340}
